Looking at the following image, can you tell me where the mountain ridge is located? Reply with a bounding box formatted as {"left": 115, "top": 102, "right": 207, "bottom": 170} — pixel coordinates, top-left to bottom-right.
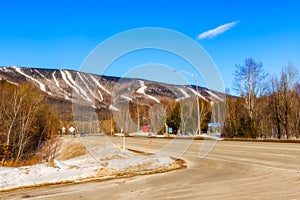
{"left": 0, "top": 66, "right": 224, "bottom": 122}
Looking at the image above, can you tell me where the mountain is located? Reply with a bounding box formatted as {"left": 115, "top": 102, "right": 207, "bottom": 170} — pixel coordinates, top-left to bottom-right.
{"left": 0, "top": 66, "right": 224, "bottom": 122}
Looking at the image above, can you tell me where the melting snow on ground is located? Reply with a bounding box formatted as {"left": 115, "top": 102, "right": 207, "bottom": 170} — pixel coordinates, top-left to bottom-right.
{"left": 0, "top": 137, "right": 175, "bottom": 191}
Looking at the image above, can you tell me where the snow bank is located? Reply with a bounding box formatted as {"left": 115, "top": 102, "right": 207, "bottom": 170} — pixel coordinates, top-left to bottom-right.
{"left": 0, "top": 138, "right": 175, "bottom": 191}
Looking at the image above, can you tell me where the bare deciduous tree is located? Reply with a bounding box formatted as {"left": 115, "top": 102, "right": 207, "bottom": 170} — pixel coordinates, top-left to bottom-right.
{"left": 270, "top": 64, "right": 299, "bottom": 138}
{"left": 0, "top": 82, "right": 61, "bottom": 165}
{"left": 150, "top": 104, "right": 167, "bottom": 134}
{"left": 233, "top": 58, "right": 268, "bottom": 120}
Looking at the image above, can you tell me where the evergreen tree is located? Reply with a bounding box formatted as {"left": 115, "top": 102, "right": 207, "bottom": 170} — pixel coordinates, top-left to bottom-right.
{"left": 166, "top": 102, "right": 181, "bottom": 134}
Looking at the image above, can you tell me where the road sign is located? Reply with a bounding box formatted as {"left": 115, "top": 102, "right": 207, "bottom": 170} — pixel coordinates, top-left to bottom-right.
{"left": 69, "top": 126, "right": 75, "bottom": 133}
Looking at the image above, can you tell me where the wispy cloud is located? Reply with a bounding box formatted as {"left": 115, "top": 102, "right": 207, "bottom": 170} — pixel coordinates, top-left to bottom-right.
{"left": 197, "top": 21, "right": 239, "bottom": 40}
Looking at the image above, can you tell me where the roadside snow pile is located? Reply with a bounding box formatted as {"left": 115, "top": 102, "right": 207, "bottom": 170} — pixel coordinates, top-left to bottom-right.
{"left": 0, "top": 138, "right": 176, "bottom": 191}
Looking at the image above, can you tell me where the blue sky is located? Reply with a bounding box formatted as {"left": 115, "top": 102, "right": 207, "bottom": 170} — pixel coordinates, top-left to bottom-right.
{"left": 0, "top": 0, "right": 299, "bottom": 93}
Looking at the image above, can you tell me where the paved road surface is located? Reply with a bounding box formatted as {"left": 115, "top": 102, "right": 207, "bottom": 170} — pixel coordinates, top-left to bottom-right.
{"left": 1, "top": 137, "right": 300, "bottom": 200}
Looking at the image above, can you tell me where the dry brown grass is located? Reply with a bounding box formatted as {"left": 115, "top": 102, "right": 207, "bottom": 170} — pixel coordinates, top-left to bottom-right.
{"left": 1, "top": 154, "right": 42, "bottom": 167}
{"left": 99, "top": 154, "right": 125, "bottom": 161}
{"left": 55, "top": 138, "right": 87, "bottom": 160}
{"left": 96, "top": 168, "right": 116, "bottom": 177}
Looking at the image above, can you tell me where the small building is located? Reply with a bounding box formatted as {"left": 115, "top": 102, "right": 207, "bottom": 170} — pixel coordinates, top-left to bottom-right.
{"left": 142, "top": 126, "right": 150, "bottom": 133}
{"left": 208, "top": 123, "right": 221, "bottom": 138}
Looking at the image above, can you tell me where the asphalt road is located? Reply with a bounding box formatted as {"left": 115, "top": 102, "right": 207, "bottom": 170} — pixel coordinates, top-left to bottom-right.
{"left": 2, "top": 137, "right": 300, "bottom": 200}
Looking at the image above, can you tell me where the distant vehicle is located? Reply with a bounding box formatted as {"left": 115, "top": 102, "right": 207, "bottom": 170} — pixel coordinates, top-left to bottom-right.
{"left": 80, "top": 132, "right": 86, "bottom": 137}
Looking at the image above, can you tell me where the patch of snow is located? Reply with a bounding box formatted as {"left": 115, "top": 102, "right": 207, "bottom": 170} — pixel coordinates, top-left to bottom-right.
{"left": 77, "top": 72, "right": 102, "bottom": 102}
{"left": 0, "top": 138, "right": 174, "bottom": 191}
{"left": 61, "top": 71, "right": 77, "bottom": 92}
{"left": 89, "top": 74, "right": 111, "bottom": 95}
{"left": 52, "top": 71, "right": 60, "bottom": 88}
{"left": 136, "top": 80, "right": 147, "bottom": 94}
{"left": 147, "top": 95, "right": 160, "bottom": 103}
{"left": 7, "top": 80, "right": 19, "bottom": 86}
{"left": 81, "top": 73, "right": 103, "bottom": 101}
{"left": 137, "top": 80, "right": 160, "bottom": 103}
{"left": 81, "top": 73, "right": 95, "bottom": 89}
{"left": 0, "top": 77, "right": 19, "bottom": 85}
{"left": 53, "top": 160, "right": 70, "bottom": 170}
{"left": 0, "top": 167, "right": 10, "bottom": 171}
{"left": 61, "top": 70, "right": 93, "bottom": 103}
{"left": 34, "top": 69, "right": 49, "bottom": 81}
{"left": 206, "top": 90, "right": 224, "bottom": 102}
{"left": 33, "top": 70, "right": 54, "bottom": 96}
{"left": 187, "top": 87, "right": 207, "bottom": 101}
{"left": 14, "top": 67, "right": 47, "bottom": 93}
{"left": 121, "top": 95, "right": 133, "bottom": 101}
{"left": 65, "top": 71, "right": 92, "bottom": 102}
{"left": 81, "top": 74, "right": 104, "bottom": 102}
{"left": 50, "top": 71, "right": 71, "bottom": 100}
{"left": 176, "top": 87, "right": 190, "bottom": 101}
{"left": 96, "top": 90, "right": 103, "bottom": 102}
{"left": 109, "top": 104, "right": 119, "bottom": 111}
{"left": 0, "top": 67, "right": 10, "bottom": 72}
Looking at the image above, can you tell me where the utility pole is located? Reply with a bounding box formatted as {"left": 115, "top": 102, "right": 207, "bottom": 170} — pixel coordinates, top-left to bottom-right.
{"left": 137, "top": 97, "right": 140, "bottom": 132}
{"left": 173, "top": 70, "right": 201, "bottom": 135}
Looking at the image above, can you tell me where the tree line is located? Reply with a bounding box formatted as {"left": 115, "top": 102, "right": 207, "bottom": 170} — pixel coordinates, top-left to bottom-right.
{"left": 100, "top": 96, "right": 212, "bottom": 136}
{"left": 223, "top": 58, "right": 300, "bottom": 139}
{"left": 0, "top": 81, "right": 61, "bottom": 166}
